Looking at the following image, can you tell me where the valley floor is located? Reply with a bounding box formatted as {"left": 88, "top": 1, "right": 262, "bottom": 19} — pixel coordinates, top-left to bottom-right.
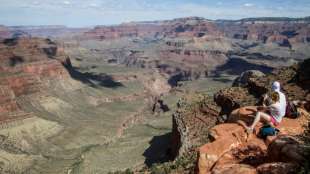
{"left": 0, "top": 63, "right": 232, "bottom": 173}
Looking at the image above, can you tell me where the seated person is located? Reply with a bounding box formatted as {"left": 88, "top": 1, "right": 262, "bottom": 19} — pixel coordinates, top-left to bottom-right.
{"left": 246, "top": 92, "right": 284, "bottom": 134}
{"left": 262, "top": 81, "right": 287, "bottom": 113}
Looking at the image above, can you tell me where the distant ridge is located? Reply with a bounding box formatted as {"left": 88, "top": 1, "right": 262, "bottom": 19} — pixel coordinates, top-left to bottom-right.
{"left": 121, "top": 16, "right": 310, "bottom": 26}
{"left": 217, "top": 16, "right": 310, "bottom": 22}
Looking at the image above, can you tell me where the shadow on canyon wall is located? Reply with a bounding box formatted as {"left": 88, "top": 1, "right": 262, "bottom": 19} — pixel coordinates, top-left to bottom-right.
{"left": 213, "top": 57, "right": 274, "bottom": 76}
{"left": 143, "top": 132, "right": 173, "bottom": 167}
{"left": 64, "top": 64, "right": 124, "bottom": 88}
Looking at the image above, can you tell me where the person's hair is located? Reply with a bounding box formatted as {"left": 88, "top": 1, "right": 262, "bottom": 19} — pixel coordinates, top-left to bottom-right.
{"left": 271, "top": 92, "right": 280, "bottom": 102}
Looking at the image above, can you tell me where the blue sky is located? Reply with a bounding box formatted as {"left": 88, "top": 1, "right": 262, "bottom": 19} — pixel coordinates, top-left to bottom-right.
{"left": 0, "top": 0, "right": 310, "bottom": 27}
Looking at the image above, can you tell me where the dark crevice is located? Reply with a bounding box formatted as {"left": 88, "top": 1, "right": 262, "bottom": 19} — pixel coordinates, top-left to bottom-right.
{"left": 9, "top": 56, "right": 24, "bottom": 66}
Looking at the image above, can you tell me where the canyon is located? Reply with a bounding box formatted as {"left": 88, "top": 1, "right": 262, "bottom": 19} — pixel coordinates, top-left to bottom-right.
{"left": 0, "top": 16, "right": 309, "bottom": 173}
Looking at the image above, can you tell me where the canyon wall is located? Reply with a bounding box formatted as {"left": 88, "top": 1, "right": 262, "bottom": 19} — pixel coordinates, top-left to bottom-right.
{"left": 83, "top": 17, "right": 310, "bottom": 47}
{"left": 0, "top": 37, "right": 70, "bottom": 124}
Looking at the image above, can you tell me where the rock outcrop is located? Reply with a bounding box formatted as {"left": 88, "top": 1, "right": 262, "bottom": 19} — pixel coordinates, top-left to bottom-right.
{"left": 0, "top": 37, "right": 70, "bottom": 124}
{"left": 171, "top": 58, "right": 310, "bottom": 174}
{"left": 170, "top": 95, "right": 220, "bottom": 158}
{"left": 197, "top": 108, "right": 309, "bottom": 174}
{"left": 214, "top": 87, "right": 257, "bottom": 116}
{"left": 232, "top": 70, "right": 265, "bottom": 87}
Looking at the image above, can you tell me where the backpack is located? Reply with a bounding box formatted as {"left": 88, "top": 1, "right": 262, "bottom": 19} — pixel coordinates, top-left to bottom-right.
{"left": 259, "top": 124, "right": 280, "bottom": 139}
{"left": 285, "top": 101, "right": 300, "bottom": 118}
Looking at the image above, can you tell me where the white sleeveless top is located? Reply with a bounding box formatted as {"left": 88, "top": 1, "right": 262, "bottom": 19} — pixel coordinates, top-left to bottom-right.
{"left": 269, "top": 102, "right": 283, "bottom": 122}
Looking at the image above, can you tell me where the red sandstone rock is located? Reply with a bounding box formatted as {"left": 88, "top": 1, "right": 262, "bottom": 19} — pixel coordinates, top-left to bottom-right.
{"left": 0, "top": 37, "right": 70, "bottom": 124}
{"left": 198, "top": 136, "right": 241, "bottom": 174}
{"left": 228, "top": 106, "right": 257, "bottom": 124}
{"left": 213, "top": 143, "right": 267, "bottom": 170}
{"left": 230, "top": 106, "right": 307, "bottom": 136}
{"left": 197, "top": 108, "right": 309, "bottom": 173}
{"left": 212, "top": 164, "right": 257, "bottom": 174}
{"left": 209, "top": 123, "right": 246, "bottom": 141}
{"left": 0, "top": 100, "right": 19, "bottom": 113}
{"left": 197, "top": 59, "right": 310, "bottom": 174}
{"left": 198, "top": 123, "right": 256, "bottom": 173}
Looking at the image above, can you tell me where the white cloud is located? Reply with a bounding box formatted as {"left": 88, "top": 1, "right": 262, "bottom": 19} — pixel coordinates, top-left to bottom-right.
{"left": 244, "top": 3, "right": 254, "bottom": 7}
{"left": 1, "top": 0, "right": 310, "bottom": 27}
{"left": 63, "top": 1, "right": 71, "bottom": 5}
{"left": 89, "top": 3, "right": 98, "bottom": 7}
{"left": 32, "top": 1, "right": 40, "bottom": 5}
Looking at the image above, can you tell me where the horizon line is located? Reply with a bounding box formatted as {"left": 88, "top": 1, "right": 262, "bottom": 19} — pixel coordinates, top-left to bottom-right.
{"left": 3, "top": 15, "right": 310, "bottom": 28}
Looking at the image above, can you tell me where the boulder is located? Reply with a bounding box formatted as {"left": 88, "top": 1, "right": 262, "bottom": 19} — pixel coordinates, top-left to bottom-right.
{"left": 277, "top": 108, "right": 308, "bottom": 135}
{"left": 198, "top": 123, "right": 251, "bottom": 173}
{"left": 212, "top": 164, "right": 257, "bottom": 174}
{"left": 229, "top": 107, "right": 308, "bottom": 136}
{"left": 214, "top": 88, "right": 257, "bottom": 116}
{"left": 213, "top": 143, "right": 267, "bottom": 170}
{"left": 198, "top": 136, "right": 241, "bottom": 174}
{"left": 233, "top": 70, "right": 265, "bottom": 87}
{"left": 256, "top": 162, "right": 300, "bottom": 174}
{"left": 209, "top": 123, "right": 246, "bottom": 141}
{"left": 297, "top": 58, "right": 310, "bottom": 89}
{"left": 228, "top": 106, "right": 257, "bottom": 125}
{"left": 268, "top": 135, "right": 307, "bottom": 164}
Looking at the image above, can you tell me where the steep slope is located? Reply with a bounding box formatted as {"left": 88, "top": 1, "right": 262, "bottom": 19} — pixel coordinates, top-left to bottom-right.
{"left": 0, "top": 36, "right": 177, "bottom": 173}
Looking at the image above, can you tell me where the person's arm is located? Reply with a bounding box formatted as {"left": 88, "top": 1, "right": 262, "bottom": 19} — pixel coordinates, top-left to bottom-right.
{"left": 267, "top": 104, "right": 278, "bottom": 112}
{"left": 262, "top": 94, "right": 270, "bottom": 106}
{"left": 257, "top": 106, "right": 267, "bottom": 111}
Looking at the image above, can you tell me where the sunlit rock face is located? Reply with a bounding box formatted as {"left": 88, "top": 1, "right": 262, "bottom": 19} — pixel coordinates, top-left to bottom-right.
{"left": 0, "top": 37, "right": 70, "bottom": 122}
{"left": 195, "top": 59, "right": 310, "bottom": 174}
{"left": 79, "top": 17, "right": 310, "bottom": 90}
{"left": 84, "top": 17, "right": 310, "bottom": 47}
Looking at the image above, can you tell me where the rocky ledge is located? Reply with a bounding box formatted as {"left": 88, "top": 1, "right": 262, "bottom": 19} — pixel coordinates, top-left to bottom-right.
{"left": 171, "top": 58, "right": 310, "bottom": 174}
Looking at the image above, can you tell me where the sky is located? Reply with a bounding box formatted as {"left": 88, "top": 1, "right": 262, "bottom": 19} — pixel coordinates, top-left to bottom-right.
{"left": 0, "top": 0, "right": 310, "bottom": 27}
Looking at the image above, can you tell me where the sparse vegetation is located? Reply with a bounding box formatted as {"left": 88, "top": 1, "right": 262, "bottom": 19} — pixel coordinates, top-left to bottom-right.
{"left": 299, "top": 121, "right": 310, "bottom": 174}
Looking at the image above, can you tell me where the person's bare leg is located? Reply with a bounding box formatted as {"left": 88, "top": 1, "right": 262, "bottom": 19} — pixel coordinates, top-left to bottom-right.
{"left": 247, "top": 111, "right": 272, "bottom": 133}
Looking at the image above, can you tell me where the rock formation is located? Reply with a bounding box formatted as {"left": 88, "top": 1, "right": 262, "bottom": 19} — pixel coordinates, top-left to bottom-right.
{"left": 171, "top": 58, "right": 310, "bottom": 174}
{"left": 170, "top": 95, "right": 220, "bottom": 158}
{"left": 77, "top": 17, "right": 310, "bottom": 90}
{"left": 83, "top": 17, "right": 310, "bottom": 48}
{"left": 0, "top": 37, "right": 70, "bottom": 124}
